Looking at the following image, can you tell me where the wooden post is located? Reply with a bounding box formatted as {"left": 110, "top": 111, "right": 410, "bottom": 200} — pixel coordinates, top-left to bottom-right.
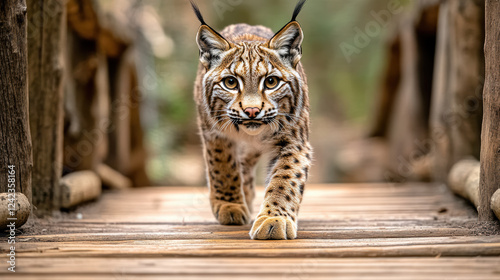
{"left": 447, "top": 0, "right": 484, "bottom": 167}
{"left": 63, "top": 0, "right": 112, "bottom": 173}
{"left": 63, "top": 32, "right": 109, "bottom": 172}
{"left": 430, "top": 0, "right": 484, "bottom": 183}
{"left": 106, "top": 47, "right": 150, "bottom": 186}
{"left": 106, "top": 50, "right": 133, "bottom": 175}
{"left": 429, "top": 1, "right": 451, "bottom": 183}
{"left": 387, "top": 18, "right": 429, "bottom": 181}
{"left": 368, "top": 34, "right": 401, "bottom": 138}
{"left": 385, "top": 4, "right": 438, "bottom": 182}
{"left": 0, "top": 0, "right": 32, "bottom": 227}
{"left": 479, "top": 0, "right": 500, "bottom": 221}
{"left": 27, "top": 0, "right": 66, "bottom": 215}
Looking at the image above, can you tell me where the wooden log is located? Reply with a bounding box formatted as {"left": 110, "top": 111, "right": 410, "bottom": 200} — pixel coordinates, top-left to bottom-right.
{"left": 0, "top": 0, "right": 32, "bottom": 223}
{"left": 480, "top": 0, "right": 500, "bottom": 221}
{"left": 97, "top": 163, "right": 132, "bottom": 190}
{"left": 27, "top": 0, "right": 66, "bottom": 215}
{"left": 60, "top": 171, "right": 101, "bottom": 208}
{"left": 491, "top": 189, "right": 500, "bottom": 221}
{"left": 0, "top": 193, "right": 30, "bottom": 229}
{"left": 448, "top": 159, "right": 480, "bottom": 208}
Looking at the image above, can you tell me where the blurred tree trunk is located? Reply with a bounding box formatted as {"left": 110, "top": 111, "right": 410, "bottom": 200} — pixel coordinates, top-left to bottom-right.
{"left": 63, "top": 0, "right": 109, "bottom": 173}
{"left": 63, "top": 0, "right": 149, "bottom": 187}
{"left": 106, "top": 48, "right": 150, "bottom": 186}
{"left": 385, "top": 3, "right": 439, "bottom": 182}
{"left": 63, "top": 31, "right": 109, "bottom": 173}
{"left": 28, "top": 0, "right": 66, "bottom": 215}
{"left": 106, "top": 52, "right": 132, "bottom": 176}
{"left": 429, "top": 0, "right": 484, "bottom": 182}
{"left": 386, "top": 19, "right": 428, "bottom": 182}
{"left": 128, "top": 55, "right": 150, "bottom": 187}
{"left": 0, "top": 0, "right": 32, "bottom": 205}
{"left": 479, "top": 0, "right": 500, "bottom": 221}
{"left": 429, "top": 2, "right": 451, "bottom": 183}
{"left": 369, "top": 35, "right": 402, "bottom": 138}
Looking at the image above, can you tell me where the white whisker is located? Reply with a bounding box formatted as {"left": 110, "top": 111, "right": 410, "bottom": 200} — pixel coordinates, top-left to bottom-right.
{"left": 210, "top": 117, "right": 228, "bottom": 132}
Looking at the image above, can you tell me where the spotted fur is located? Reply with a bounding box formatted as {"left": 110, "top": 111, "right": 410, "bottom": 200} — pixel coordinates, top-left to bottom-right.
{"left": 191, "top": 0, "right": 311, "bottom": 240}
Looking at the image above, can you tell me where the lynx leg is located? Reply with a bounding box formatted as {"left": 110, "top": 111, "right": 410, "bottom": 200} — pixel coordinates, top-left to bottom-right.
{"left": 250, "top": 136, "right": 312, "bottom": 240}
{"left": 238, "top": 148, "right": 262, "bottom": 213}
{"left": 203, "top": 134, "right": 249, "bottom": 225}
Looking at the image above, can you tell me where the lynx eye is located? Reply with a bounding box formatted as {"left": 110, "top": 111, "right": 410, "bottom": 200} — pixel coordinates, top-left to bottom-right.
{"left": 264, "top": 76, "right": 279, "bottom": 89}
{"left": 223, "top": 76, "right": 239, "bottom": 90}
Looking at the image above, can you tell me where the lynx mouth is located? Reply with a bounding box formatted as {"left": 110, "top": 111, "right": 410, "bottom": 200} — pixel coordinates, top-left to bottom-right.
{"left": 243, "top": 121, "right": 263, "bottom": 129}
{"left": 240, "top": 120, "right": 266, "bottom": 135}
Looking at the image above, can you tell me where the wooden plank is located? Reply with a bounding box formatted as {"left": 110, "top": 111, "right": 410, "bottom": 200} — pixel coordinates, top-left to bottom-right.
{"left": 12, "top": 236, "right": 500, "bottom": 258}
{"left": 0, "top": 183, "right": 499, "bottom": 279}
{"left": 3, "top": 257, "right": 499, "bottom": 279}
{"left": 15, "top": 226, "right": 480, "bottom": 242}
{"left": 4, "top": 277, "right": 500, "bottom": 280}
{"left": 28, "top": 218, "right": 487, "bottom": 238}
{"left": 60, "top": 184, "right": 474, "bottom": 224}
{"left": 13, "top": 242, "right": 499, "bottom": 258}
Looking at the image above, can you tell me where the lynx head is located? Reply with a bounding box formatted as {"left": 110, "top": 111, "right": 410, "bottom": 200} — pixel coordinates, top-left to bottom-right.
{"left": 191, "top": 0, "right": 308, "bottom": 136}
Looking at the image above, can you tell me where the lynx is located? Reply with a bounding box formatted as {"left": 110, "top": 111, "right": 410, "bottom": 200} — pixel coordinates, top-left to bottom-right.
{"left": 191, "top": 0, "right": 311, "bottom": 240}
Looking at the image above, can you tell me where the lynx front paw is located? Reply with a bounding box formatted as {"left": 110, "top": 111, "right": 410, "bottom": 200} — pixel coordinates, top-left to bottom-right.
{"left": 212, "top": 202, "right": 250, "bottom": 225}
{"left": 249, "top": 215, "right": 297, "bottom": 240}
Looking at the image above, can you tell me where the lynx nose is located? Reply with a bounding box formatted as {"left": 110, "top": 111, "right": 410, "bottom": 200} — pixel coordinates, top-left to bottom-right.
{"left": 244, "top": 107, "right": 261, "bottom": 119}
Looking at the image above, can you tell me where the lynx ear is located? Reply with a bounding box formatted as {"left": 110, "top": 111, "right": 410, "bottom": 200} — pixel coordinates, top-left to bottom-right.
{"left": 268, "top": 21, "right": 303, "bottom": 68}
{"left": 196, "top": 26, "right": 231, "bottom": 69}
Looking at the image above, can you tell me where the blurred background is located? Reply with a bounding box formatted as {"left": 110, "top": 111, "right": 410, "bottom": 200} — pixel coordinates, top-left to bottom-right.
{"left": 95, "top": 0, "right": 413, "bottom": 186}
{"left": 8, "top": 0, "right": 487, "bottom": 221}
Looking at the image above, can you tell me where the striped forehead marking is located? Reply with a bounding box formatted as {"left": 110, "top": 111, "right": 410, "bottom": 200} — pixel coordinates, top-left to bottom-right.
{"left": 230, "top": 42, "right": 270, "bottom": 80}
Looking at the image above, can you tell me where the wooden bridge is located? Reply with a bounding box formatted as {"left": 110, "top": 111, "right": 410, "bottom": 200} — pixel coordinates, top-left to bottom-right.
{"left": 1, "top": 0, "right": 500, "bottom": 279}
{"left": 3, "top": 183, "right": 500, "bottom": 279}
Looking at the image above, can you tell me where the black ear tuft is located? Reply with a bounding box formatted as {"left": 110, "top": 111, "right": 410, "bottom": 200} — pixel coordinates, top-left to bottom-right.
{"left": 268, "top": 22, "right": 303, "bottom": 68}
{"left": 190, "top": 0, "right": 207, "bottom": 25}
{"left": 268, "top": 0, "right": 306, "bottom": 68}
{"left": 291, "top": 0, "right": 307, "bottom": 22}
{"left": 190, "top": 0, "right": 232, "bottom": 69}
